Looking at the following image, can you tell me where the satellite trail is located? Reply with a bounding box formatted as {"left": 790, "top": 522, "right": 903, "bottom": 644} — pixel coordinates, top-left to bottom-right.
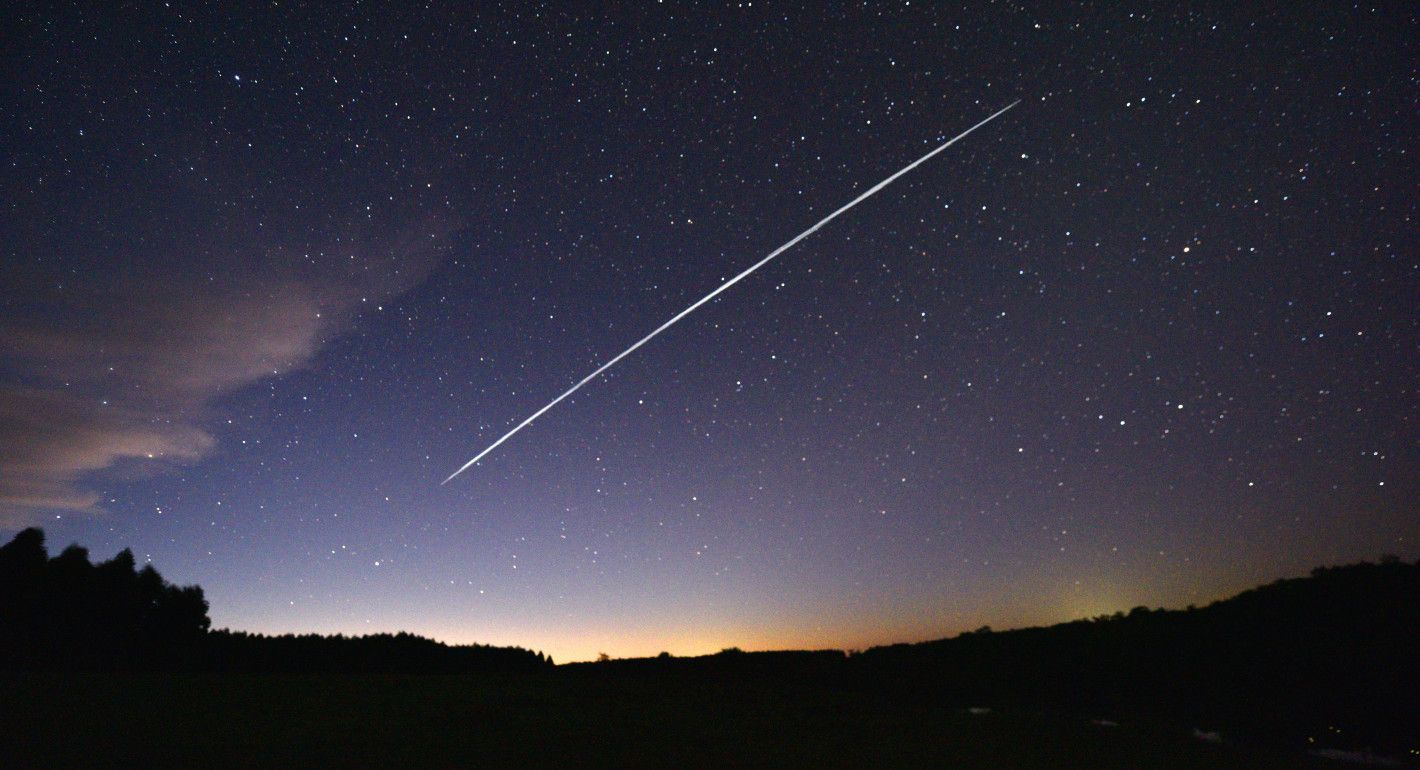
{"left": 444, "top": 100, "right": 1021, "bottom": 484}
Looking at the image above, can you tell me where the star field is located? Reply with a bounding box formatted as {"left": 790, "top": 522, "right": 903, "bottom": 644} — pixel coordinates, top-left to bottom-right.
{"left": 1, "top": 3, "right": 1415, "bottom": 661}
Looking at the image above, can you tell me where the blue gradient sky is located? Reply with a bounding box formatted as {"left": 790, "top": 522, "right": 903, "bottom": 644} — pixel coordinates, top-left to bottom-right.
{"left": 3, "top": 3, "right": 1415, "bottom": 662}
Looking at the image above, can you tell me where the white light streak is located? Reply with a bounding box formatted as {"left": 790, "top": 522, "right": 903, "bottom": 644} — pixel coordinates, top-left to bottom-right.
{"left": 444, "top": 100, "right": 1020, "bottom": 484}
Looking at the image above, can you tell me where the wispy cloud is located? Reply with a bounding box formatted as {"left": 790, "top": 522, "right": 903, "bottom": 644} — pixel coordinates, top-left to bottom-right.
{"left": 0, "top": 218, "right": 457, "bottom": 527}
{"left": 0, "top": 386, "right": 215, "bottom": 518}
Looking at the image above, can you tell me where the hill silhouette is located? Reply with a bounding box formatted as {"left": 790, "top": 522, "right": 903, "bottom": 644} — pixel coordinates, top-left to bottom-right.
{"left": 850, "top": 558, "right": 1420, "bottom": 750}
{"left": 568, "top": 558, "right": 1420, "bottom": 753}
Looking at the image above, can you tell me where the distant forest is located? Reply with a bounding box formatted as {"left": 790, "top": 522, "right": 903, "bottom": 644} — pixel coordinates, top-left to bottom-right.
{"left": 2, "top": 527, "right": 1417, "bottom": 750}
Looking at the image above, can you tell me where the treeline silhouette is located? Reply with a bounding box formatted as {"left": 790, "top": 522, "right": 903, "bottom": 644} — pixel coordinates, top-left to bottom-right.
{"left": 0, "top": 528, "right": 549, "bottom": 673}
{"left": 203, "top": 630, "right": 550, "bottom": 673}
{"left": 4, "top": 527, "right": 1417, "bottom": 749}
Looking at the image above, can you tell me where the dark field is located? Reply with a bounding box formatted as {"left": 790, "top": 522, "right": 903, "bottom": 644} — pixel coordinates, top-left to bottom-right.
{"left": 2, "top": 671, "right": 1341, "bottom": 768}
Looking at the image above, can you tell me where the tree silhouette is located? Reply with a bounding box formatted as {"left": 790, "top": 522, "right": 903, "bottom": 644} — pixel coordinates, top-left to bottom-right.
{"left": 0, "top": 528, "right": 551, "bottom": 673}
{"left": 0, "top": 528, "right": 209, "bottom": 670}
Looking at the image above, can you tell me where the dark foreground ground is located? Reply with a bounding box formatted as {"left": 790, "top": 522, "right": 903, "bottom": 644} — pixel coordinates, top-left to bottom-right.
{"left": 1, "top": 672, "right": 1354, "bottom": 769}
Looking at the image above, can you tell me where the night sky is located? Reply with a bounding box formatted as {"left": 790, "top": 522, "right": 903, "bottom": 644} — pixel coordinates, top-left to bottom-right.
{"left": 2, "top": 4, "right": 1415, "bottom": 663}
